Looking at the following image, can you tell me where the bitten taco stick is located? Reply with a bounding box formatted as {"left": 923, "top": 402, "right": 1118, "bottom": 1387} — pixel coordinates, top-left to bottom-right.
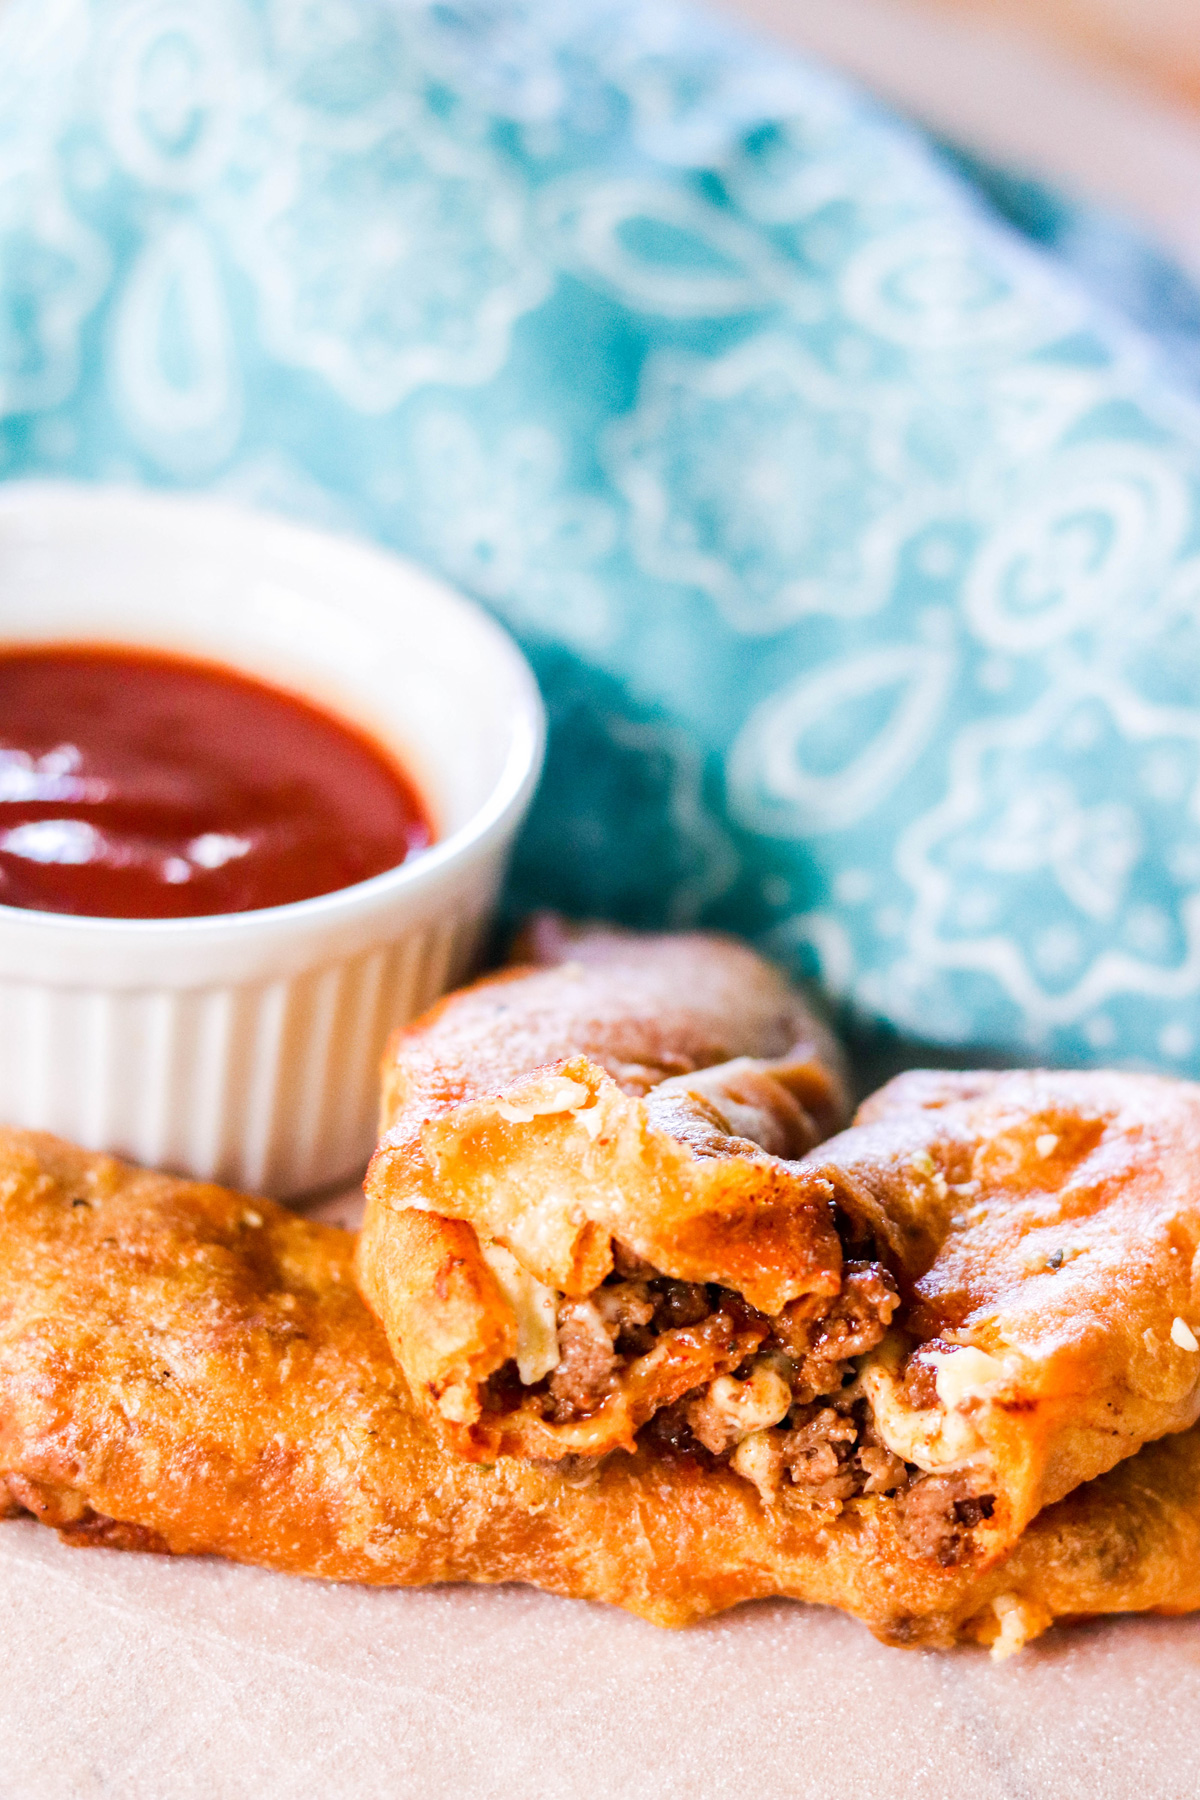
{"left": 1, "top": 1124, "right": 1200, "bottom": 1657}
{"left": 358, "top": 917, "right": 865, "bottom": 1464}
{"left": 359, "top": 924, "right": 1200, "bottom": 1590}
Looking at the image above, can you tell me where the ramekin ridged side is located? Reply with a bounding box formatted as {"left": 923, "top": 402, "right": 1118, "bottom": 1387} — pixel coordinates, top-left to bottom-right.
{"left": 0, "top": 888, "right": 489, "bottom": 1195}
{"left": 0, "top": 483, "right": 545, "bottom": 1195}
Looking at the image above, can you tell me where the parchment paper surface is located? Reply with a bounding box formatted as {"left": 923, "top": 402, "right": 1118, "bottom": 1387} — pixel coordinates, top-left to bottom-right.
{"left": 2, "top": 1514, "right": 1198, "bottom": 1800}
{"left": 1, "top": 1184, "right": 1197, "bottom": 1800}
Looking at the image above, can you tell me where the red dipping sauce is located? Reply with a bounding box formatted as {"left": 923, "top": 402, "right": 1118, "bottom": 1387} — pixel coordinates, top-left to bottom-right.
{"left": 0, "top": 646, "right": 433, "bottom": 919}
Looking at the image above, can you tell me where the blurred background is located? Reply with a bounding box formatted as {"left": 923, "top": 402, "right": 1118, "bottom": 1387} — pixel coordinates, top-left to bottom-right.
{"left": 719, "top": 0, "right": 1200, "bottom": 276}
{"left": 6, "top": 0, "right": 1200, "bottom": 1082}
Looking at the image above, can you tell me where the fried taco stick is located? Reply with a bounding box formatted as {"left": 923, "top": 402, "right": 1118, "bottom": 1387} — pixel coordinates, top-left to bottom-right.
{"left": 364, "top": 970, "right": 1200, "bottom": 1589}
{"left": 755, "top": 1069, "right": 1200, "bottom": 1575}
{"left": 359, "top": 918, "right": 862, "bottom": 1465}
{"left": 0, "top": 1125, "right": 1199, "bottom": 1655}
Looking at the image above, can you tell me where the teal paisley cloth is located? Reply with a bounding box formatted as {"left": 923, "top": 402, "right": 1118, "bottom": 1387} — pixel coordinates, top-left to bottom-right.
{"left": 4, "top": 0, "right": 1200, "bottom": 1074}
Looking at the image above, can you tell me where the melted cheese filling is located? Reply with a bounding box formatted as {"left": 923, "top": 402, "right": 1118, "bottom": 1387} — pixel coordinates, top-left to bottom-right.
{"left": 859, "top": 1339, "right": 992, "bottom": 1474}
{"left": 705, "top": 1363, "right": 792, "bottom": 1438}
{"left": 860, "top": 1340, "right": 1022, "bottom": 1474}
{"left": 495, "top": 1077, "right": 591, "bottom": 1124}
{"left": 478, "top": 1239, "right": 561, "bottom": 1383}
{"left": 927, "top": 1345, "right": 1009, "bottom": 1409}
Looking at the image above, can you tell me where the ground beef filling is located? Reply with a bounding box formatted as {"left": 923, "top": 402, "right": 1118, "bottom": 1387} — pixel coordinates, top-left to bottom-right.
{"left": 538, "top": 1255, "right": 901, "bottom": 1427}
{"left": 679, "top": 1388, "right": 910, "bottom": 1502}
{"left": 546, "top": 1269, "right": 742, "bottom": 1421}
{"left": 491, "top": 1253, "right": 903, "bottom": 1486}
{"left": 481, "top": 1248, "right": 996, "bottom": 1559}
{"left": 649, "top": 1379, "right": 996, "bottom": 1560}
{"left": 564, "top": 1252, "right": 896, "bottom": 1400}
{"left": 900, "top": 1474, "right": 997, "bottom": 1567}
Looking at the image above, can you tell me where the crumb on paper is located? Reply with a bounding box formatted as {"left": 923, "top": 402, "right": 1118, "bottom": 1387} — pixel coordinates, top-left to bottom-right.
{"left": 989, "top": 1592, "right": 1052, "bottom": 1660}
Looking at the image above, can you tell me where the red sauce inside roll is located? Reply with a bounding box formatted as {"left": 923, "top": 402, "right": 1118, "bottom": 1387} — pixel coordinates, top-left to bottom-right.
{"left": 0, "top": 645, "right": 433, "bottom": 918}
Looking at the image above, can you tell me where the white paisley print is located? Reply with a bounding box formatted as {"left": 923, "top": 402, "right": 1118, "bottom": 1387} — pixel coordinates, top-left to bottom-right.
{"left": 610, "top": 339, "right": 925, "bottom": 632}
{"left": 4, "top": 0, "right": 1200, "bottom": 1075}
{"left": 391, "top": 411, "right": 618, "bottom": 650}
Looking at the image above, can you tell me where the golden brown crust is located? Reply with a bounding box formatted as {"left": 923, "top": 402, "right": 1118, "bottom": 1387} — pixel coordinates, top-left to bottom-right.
{"left": 795, "top": 1068, "right": 1200, "bottom": 1561}
{"left": 378, "top": 913, "right": 848, "bottom": 1136}
{"left": 3, "top": 1124, "right": 1200, "bottom": 1653}
{"left": 360, "top": 920, "right": 850, "bottom": 1460}
{"left": 959, "top": 1424, "right": 1200, "bottom": 1650}
{"left": 365, "top": 1035, "right": 1200, "bottom": 1572}
{"left": 360, "top": 1210, "right": 517, "bottom": 1428}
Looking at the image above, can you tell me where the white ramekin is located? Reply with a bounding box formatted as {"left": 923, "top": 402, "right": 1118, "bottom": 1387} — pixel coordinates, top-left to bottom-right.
{"left": 0, "top": 482, "right": 544, "bottom": 1196}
